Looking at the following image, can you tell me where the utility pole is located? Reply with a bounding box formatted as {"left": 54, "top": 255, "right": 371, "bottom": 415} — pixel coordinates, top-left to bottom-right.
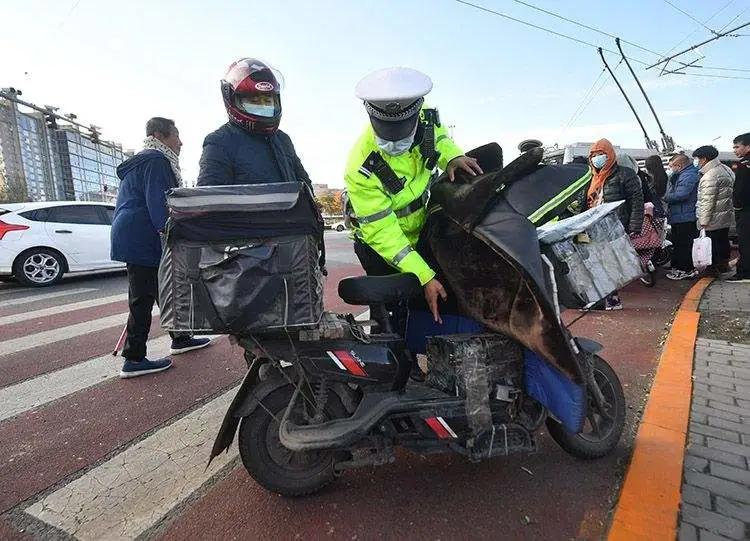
{"left": 646, "top": 21, "right": 750, "bottom": 71}
{"left": 616, "top": 38, "right": 675, "bottom": 153}
{"left": 598, "top": 48, "right": 659, "bottom": 152}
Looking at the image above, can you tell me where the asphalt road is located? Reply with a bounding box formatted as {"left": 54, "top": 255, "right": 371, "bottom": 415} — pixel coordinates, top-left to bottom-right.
{"left": 0, "top": 231, "right": 691, "bottom": 540}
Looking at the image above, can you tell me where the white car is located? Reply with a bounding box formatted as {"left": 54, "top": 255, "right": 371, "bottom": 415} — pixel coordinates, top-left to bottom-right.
{"left": 329, "top": 221, "right": 347, "bottom": 232}
{"left": 0, "top": 201, "right": 125, "bottom": 287}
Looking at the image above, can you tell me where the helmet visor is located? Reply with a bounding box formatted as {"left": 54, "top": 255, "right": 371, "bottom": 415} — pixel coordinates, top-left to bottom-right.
{"left": 225, "top": 59, "right": 285, "bottom": 92}
{"left": 370, "top": 115, "right": 419, "bottom": 142}
{"left": 236, "top": 94, "right": 280, "bottom": 118}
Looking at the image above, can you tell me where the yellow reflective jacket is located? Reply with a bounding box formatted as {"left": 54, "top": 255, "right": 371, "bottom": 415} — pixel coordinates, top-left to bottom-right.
{"left": 344, "top": 109, "right": 463, "bottom": 285}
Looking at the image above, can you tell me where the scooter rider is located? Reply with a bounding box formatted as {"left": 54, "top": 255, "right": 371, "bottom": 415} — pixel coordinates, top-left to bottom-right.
{"left": 197, "top": 58, "right": 313, "bottom": 190}
{"left": 344, "top": 67, "right": 482, "bottom": 323}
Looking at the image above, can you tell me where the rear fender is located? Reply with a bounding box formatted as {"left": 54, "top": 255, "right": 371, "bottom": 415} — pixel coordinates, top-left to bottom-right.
{"left": 208, "top": 363, "right": 360, "bottom": 464}
{"left": 209, "top": 362, "right": 290, "bottom": 464}
{"left": 575, "top": 337, "right": 603, "bottom": 355}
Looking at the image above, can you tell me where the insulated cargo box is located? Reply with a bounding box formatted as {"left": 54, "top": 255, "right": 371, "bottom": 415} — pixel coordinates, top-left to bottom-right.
{"left": 159, "top": 183, "right": 324, "bottom": 334}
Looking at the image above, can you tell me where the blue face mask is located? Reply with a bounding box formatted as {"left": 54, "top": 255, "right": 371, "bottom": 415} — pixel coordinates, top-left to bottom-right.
{"left": 591, "top": 154, "right": 608, "bottom": 169}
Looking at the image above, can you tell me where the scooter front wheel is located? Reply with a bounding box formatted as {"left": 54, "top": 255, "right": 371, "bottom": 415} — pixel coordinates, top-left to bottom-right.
{"left": 547, "top": 355, "right": 625, "bottom": 459}
{"left": 238, "top": 385, "right": 345, "bottom": 497}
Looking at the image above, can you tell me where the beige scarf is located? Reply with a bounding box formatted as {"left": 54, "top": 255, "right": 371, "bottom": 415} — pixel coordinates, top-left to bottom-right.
{"left": 143, "top": 136, "right": 182, "bottom": 186}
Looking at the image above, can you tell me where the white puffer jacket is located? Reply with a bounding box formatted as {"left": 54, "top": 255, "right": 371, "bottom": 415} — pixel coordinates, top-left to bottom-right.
{"left": 697, "top": 158, "right": 735, "bottom": 230}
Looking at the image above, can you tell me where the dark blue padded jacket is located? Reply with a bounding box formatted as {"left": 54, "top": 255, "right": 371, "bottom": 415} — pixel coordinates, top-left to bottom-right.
{"left": 111, "top": 150, "right": 177, "bottom": 267}
{"left": 196, "top": 123, "right": 312, "bottom": 188}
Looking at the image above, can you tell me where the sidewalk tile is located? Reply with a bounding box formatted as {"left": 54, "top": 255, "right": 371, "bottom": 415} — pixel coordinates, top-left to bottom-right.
{"left": 682, "top": 484, "right": 711, "bottom": 508}
{"left": 709, "top": 462, "right": 750, "bottom": 485}
{"left": 678, "top": 522, "right": 698, "bottom": 541}
{"left": 714, "top": 496, "right": 750, "bottom": 522}
{"left": 707, "top": 438, "right": 750, "bottom": 459}
{"left": 689, "top": 422, "right": 741, "bottom": 443}
{"left": 681, "top": 503, "right": 746, "bottom": 539}
{"left": 684, "top": 470, "right": 750, "bottom": 505}
{"left": 687, "top": 444, "right": 747, "bottom": 469}
{"left": 683, "top": 455, "right": 708, "bottom": 472}
{"left": 692, "top": 403, "right": 741, "bottom": 423}
{"left": 708, "top": 416, "right": 750, "bottom": 436}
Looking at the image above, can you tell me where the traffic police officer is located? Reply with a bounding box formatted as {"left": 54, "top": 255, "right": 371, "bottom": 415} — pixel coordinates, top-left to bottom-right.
{"left": 344, "top": 67, "right": 482, "bottom": 323}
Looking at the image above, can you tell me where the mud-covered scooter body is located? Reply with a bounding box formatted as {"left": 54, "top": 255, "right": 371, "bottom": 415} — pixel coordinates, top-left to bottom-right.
{"left": 210, "top": 147, "right": 627, "bottom": 497}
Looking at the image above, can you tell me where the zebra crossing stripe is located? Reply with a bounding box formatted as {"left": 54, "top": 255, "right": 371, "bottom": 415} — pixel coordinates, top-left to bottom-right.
{"left": 0, "top": 287, "right": 97, "bottom": 308}
{"left": 25, "top": 386, "right": 239, "bottom": 541}
{"left": 0, "top": 335, "right": 172, "bottom": 422}
{"left": 0, "top": 308, "right": 157, "bottom": 357}
{"left": 0, "top": 293, "right": 127, "bottom": 326}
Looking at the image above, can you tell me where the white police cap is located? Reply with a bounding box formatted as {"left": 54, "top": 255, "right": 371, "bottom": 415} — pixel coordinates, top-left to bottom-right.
{"left": 355, "top": 67, "right": 433, "bottom": 113}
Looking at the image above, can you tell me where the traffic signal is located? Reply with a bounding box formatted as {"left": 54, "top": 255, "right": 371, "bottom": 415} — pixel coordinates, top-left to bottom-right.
{"left": 44, "top": 114, "right": 58, "bottom": 130}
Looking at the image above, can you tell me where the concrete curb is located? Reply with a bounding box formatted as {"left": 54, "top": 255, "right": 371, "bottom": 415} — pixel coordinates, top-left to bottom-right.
{"left": 608, "top": 277, "right": 714, "bottom": 540}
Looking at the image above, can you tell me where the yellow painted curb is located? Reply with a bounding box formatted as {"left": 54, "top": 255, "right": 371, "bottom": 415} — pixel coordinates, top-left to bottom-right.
{"left": 607, "top": 277, "right": 713, "bottom": 541}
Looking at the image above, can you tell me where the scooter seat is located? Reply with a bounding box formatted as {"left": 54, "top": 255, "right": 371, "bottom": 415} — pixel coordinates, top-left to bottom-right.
{"left": 338, "top": 274, "right": 422, "bottom": 305}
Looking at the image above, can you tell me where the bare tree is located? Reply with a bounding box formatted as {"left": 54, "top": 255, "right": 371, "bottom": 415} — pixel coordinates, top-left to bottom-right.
{"left": 0, "top": 171, "right": 29, "bottom": 203}
{"left": 316, "top": 192, "right": 344, "bottom": 216}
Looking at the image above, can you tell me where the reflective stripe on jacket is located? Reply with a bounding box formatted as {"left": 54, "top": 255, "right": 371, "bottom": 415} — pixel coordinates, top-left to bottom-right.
{"left": 343, "top": 109, "right": 463, "bottom": 285}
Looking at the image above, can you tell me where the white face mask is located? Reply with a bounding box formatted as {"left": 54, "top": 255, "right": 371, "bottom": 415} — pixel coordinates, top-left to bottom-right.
{"left": 375, "top": 133, "right": 415, "bottom": 156}
{"left": 374, "top": 123, "right": 418, "bottom": 156}
{"left": 693, "top": 158, "right": 701, "bottom": 169}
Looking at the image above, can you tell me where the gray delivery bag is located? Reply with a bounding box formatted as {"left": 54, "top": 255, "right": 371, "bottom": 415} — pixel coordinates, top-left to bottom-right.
{"left": 159, "top": 183, "right": 324, "bottom": 334}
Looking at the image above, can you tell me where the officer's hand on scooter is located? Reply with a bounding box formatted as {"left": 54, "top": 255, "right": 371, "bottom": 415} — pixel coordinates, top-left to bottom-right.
{"left": 447, "top": 155, "right": 483, "bottom": 182}
{"left": 424, "top": 278, "right": 448, "bottom": 324}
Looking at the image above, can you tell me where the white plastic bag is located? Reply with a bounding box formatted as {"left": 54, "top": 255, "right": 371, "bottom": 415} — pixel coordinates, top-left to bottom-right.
{"left": 692, "top": 229, "right": 712, "bottom": 269}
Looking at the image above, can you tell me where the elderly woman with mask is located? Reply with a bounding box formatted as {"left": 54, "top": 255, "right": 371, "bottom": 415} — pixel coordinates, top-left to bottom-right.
{"left": 579, "top": 139, "right": 644, "bottom": 310}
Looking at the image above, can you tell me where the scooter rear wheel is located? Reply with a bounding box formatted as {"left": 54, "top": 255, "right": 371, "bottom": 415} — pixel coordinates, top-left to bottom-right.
{"left": 238, "top": 385, "right": 345, "bottom": 496}
{"left": 547, "top": 355, "right": 625, "bottom": 459}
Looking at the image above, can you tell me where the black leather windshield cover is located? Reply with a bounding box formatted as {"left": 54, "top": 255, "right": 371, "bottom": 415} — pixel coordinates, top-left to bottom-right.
{"left": 428, "top": 148, "right": 584, "bottom": 381}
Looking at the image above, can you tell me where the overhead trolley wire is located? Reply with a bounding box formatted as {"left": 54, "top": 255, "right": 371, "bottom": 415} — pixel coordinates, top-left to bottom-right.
{"left": 659, "top": 0, "right": 745, "bottom": 62}
{"left": 500, "top": 0, "right": 744, "bottom": 74}
{"left": 561, "top": 69, "right": 607, "bottom": 132}
{"left": 718, "top": 5, "right": 750, "bottom": 32}
{"left": 661, "top": 71, "right": 750, "bottom": 80}
{"left": 560, "top": 60, "right": 624, "bottom": 141}
{"left": 660, "top": 0, "right": 720, "bottom": 34}
{"left": 507, "top": 0, "right": 665, "bottom": 58}
{"left": 455, "top": 0, "right": 750, "bottom": 82}
{"left": 453, "top": 0, "right": 652, "bottom": 66}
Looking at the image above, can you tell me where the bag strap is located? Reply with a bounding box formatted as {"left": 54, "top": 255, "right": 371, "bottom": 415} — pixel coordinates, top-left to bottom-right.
{"left": 420, "top": 108, "right": 441, "bottom": 171}
{"left": 359, "top": 109, "right": 442, "bottom": 194}
{"left": 360, "top": 151, "right": 405, "bottom": 195}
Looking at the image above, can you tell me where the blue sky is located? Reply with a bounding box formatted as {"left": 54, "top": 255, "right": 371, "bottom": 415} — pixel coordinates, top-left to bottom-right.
{"left": 1, "top": 0, "right": 748, "bottom": 187}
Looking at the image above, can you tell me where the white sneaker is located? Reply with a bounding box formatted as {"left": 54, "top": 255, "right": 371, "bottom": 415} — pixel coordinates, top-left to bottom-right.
{"left": 666, "top": 270, "right": 685, "bottom": 280}
{"left": 667, "top": 269, "right": 698, "bottom": 281}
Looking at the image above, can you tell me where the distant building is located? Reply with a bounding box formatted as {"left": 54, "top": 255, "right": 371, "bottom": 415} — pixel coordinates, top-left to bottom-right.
{"left": 54, "top": 127, "right": 129, "bottom": 203}
{"left": 0, "top": 99, "right": 32, "bottom": 201}
{"left": 0, "top": 91, "right": 130, "bottom": 203}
